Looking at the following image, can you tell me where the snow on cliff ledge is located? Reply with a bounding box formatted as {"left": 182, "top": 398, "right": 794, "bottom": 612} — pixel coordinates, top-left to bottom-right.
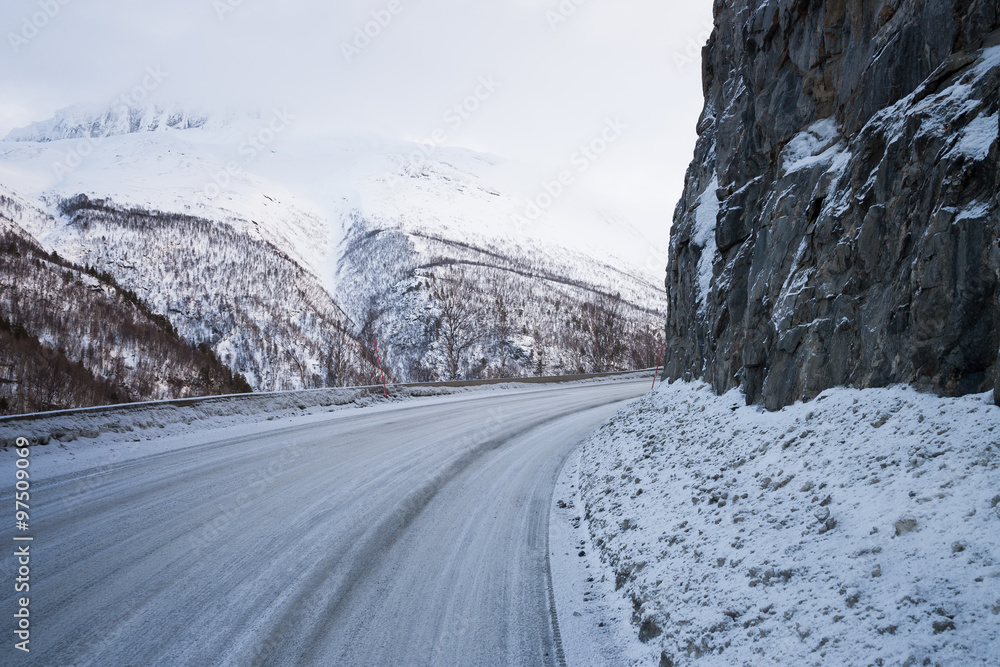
{"left": 565, "top": 382, "right": 1000, "bottom": 666}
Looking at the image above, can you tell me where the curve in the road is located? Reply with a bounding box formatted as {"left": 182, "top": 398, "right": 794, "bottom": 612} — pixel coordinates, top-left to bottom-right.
{"left": 1, "top": 380, "right": 646, "bottom": 666}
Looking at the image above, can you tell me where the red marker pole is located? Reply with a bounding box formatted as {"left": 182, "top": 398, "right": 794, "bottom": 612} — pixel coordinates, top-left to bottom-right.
{"left": 651, "top": 344, "right": 665, "bottom": 390}
{"left": 373, "top": 337, "right": 389, "bottom": 399}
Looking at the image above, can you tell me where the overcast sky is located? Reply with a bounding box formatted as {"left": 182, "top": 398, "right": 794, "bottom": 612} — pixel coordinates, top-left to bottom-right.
{"left": 1, "top": 0, "right": 715, "bottom": 245}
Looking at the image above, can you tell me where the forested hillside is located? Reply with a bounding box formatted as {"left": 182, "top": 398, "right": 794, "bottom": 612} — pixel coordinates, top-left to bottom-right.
{"left": 0, "top": 206, "right": 250, "bottom": 415}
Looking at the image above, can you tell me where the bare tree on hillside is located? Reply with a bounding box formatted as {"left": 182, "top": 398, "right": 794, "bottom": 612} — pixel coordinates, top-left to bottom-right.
{"left": 581, "top": 293, "right": 627, "bottom": 373}
{"left": 327, "top": 322, "right": 351, "bottom": 387}
{"left": 532, "top": 327, "right": 546, "bottom": 377}
{"left": 629, "top": 322, "right": 664, "bottom": 370}
{"left": 433, "top": 269, "right": 479, "bottom": 381}
{"left": 490, "top": 271, "right": 518, "bottom": 377}
{"left": 357, "top": 305, "right": 385, "bottom": 386}
{"left": 286, "top": 345, "right": 311, "bottom": 389}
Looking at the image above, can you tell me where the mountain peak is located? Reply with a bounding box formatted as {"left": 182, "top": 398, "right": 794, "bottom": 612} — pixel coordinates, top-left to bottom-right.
{"left": 3, "top": 102, "right": 248, "bottom": 143}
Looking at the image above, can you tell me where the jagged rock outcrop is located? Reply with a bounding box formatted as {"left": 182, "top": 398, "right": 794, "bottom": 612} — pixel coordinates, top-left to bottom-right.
{"left": 663, "top": 0, "right": 1000, "bottom": 409}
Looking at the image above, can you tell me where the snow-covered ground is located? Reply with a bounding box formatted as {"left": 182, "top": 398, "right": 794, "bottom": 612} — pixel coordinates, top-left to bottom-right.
{"left": 553, "top": 381, "right": 1000, "bottom": 666}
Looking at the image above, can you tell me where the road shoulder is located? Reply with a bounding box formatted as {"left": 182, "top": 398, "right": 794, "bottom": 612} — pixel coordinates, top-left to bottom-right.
{"left": 550, "top": 447, "right": 649, "bottom": 667}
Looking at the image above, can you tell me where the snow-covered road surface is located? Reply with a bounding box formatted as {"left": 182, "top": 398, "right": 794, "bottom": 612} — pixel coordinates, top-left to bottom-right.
{"left": 1, "top": 379, "right": 647, "bottom": 666}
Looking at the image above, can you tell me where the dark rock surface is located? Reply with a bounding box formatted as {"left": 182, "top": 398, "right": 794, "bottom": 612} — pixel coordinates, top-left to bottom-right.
{"left": 663, "top": 0, "right": 1000, "bottom": 409}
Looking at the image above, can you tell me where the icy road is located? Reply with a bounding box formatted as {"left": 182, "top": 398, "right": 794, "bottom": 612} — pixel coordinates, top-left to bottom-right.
{"left": 3, "top": 378, "right": 646, "bottom": 666}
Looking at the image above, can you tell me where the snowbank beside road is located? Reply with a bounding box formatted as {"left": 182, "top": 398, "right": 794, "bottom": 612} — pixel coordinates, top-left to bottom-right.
{"left": 554, "top": 381, "right": 1000, "bottom": 666}
{"left": 0, "top": 385, "right": 440, "bottom": 448}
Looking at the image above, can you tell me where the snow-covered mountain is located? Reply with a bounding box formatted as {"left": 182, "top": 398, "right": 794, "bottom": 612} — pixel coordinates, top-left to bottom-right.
{"left": 5, "top": 102, "right": 218, "bottom": 143}
{"left": 0, "top": 103, "right": 667, "bottom": 396}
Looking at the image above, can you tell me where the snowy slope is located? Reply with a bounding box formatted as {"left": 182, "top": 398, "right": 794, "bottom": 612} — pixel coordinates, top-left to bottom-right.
{"left": 556, "top": 381, "right": 1000, "bottom": 666}
{"left": 0, "top": 188, "right": 362, "bottom": 392}
{"left": 0, "top": 203, "right": 251, "bottom": 414}
{"left": 0, "top": 104, "right": 665, "bottom": 298}
{"left": 0, "top": 114, "right": 332, "bottom": 281}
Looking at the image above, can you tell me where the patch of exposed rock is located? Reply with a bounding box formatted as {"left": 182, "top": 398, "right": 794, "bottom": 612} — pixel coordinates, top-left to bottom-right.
{"left": 663, "top": 0, "right": 1000, "bottom": 409}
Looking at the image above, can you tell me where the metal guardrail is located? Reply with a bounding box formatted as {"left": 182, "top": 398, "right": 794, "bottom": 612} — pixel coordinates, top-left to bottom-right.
{"left": 0, "top": 369, "right": 654, "bottom": 424}
{"left": 395, "top": 368, "right": 651, "bottom": 389}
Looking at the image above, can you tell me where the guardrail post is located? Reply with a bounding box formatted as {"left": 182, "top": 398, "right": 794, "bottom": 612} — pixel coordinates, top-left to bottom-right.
{"left": 373, "top": 337, "right": 389, "bottom": 399}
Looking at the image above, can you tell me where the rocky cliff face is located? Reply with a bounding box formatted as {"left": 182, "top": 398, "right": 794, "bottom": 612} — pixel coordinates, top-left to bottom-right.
{"left": 663, "top": 0, "right": 1000, "bottom": 409}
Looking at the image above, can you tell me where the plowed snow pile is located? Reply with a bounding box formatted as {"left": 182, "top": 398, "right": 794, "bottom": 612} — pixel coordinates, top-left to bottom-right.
{"left": 568, "top": 381, "right": 1000, "bottom": 666}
